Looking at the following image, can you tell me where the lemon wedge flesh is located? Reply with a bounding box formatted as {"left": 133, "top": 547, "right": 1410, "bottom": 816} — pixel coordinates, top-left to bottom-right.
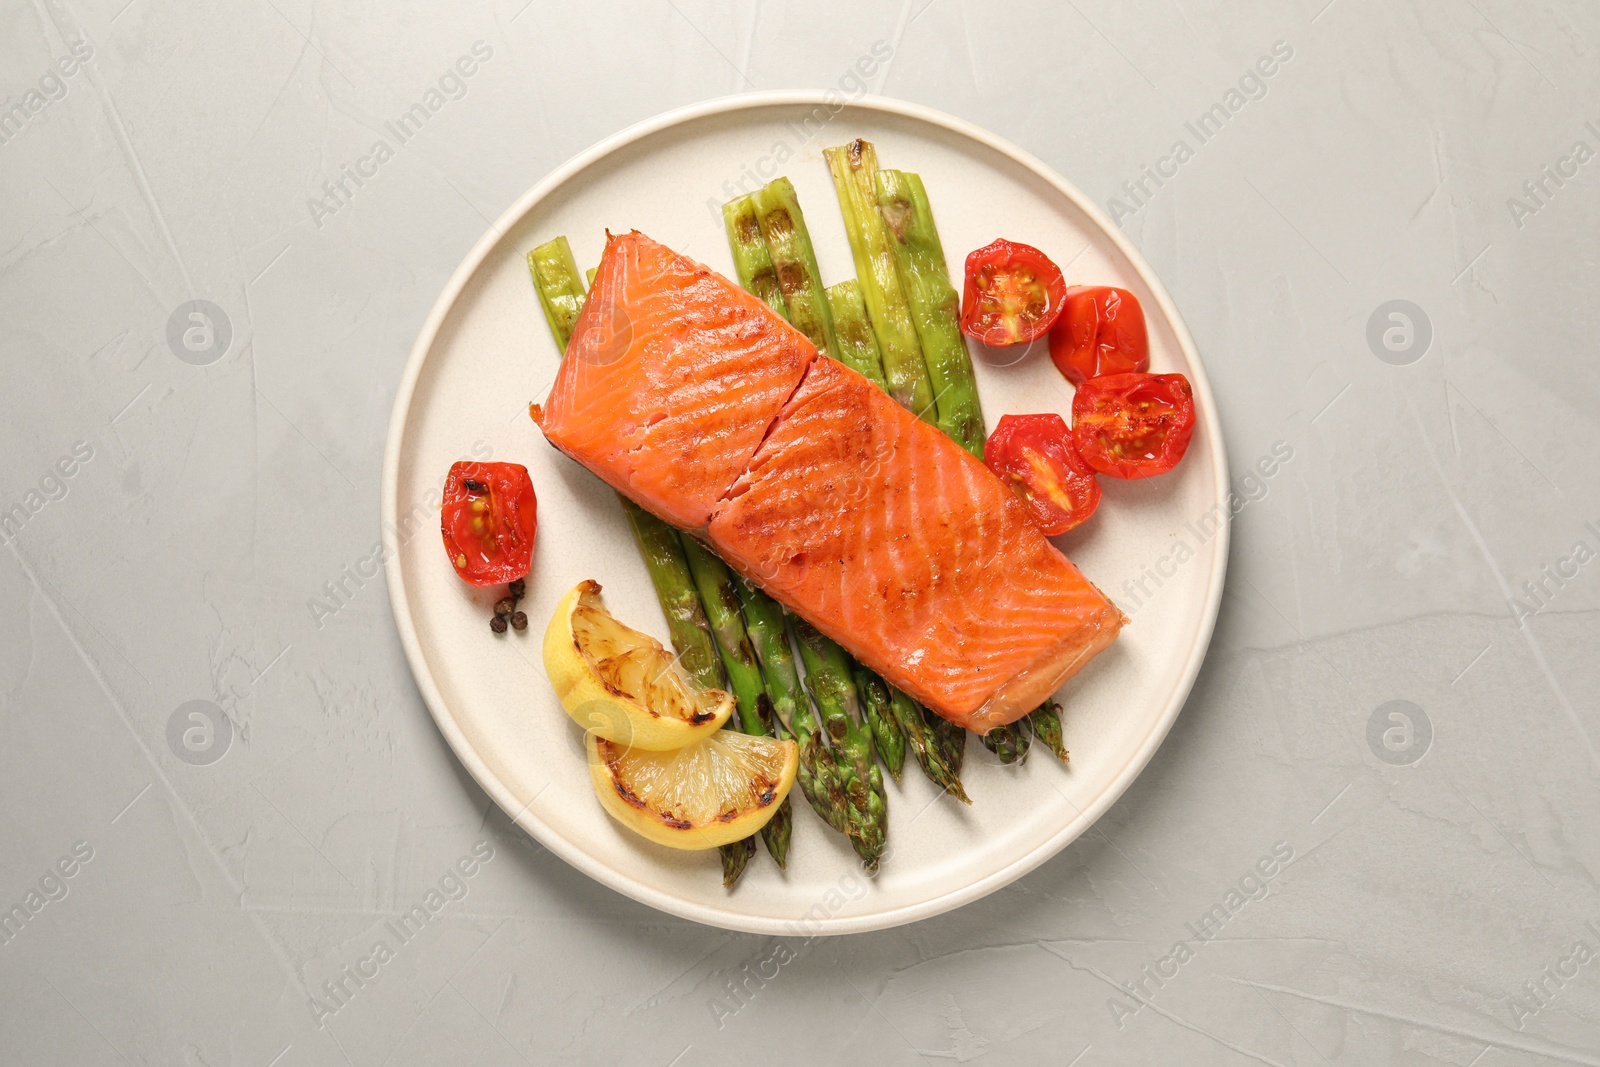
{"left": 588, "top": 730, "right": 798, "bottom": 850}
{"left": 543, "top": 580, "right": 733, "bottom": 750}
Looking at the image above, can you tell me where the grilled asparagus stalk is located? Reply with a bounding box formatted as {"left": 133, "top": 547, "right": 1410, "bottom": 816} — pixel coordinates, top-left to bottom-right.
{"left": 825, "top": 139, "right": 935, "bottom": 421}
{"left": 723, "top": 195, "right": 788, "bottom": 315}
{"left": 681, "top": 538, "right": 793, "bottom": 868}
{"left": 888, "top": 689, "right": 969, "bottom": 803}
{"left": 875, "top": 169, "right": 986, "bottom": 456}
{"left": 1028, "top": 700, "right": 1068, "bottom": 762}
{"left": 853, "top": 666, "right": 906, "bottom": 783}
{"left": 824, "top": 280, "right": 890, "bottom": 391}
{"left": 792, "top": 618, "right": 887, "bottom": 871}
{"left": 752, "top": 178, "right": 840, "bottom": 360}
{"left": 528, "top": 237, "right": 587, "bottom": 349}
{"left": 731, "top": 572, "right": 859, "bottom": 842}
{"left": 981, "top": 722, "right": 1031, "bottom": 765}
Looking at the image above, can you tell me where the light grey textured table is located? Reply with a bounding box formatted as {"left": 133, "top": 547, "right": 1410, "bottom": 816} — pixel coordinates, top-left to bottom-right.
{"left": 3, "top": 2, "right": 1598, "bottom": 1064}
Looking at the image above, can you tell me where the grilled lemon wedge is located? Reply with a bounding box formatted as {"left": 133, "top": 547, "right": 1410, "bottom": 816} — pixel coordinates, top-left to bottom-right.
{"left": 543, "top": 580, "right": 733, "bottom": 750}
{"left": 587, "top": 730, "right": 798, "bottom": 850}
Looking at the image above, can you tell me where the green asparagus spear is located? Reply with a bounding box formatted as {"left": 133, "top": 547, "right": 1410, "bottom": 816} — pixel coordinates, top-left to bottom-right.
{"left": 620, "top": 502, "right": 724, "bottom": 690}
{"left": 728, "top": 575, "right": 802, "bottom": 741}
{"left": 930, "top": 709, "right": 967, "bottom": 778}
{"left": 824, "top": 139, "right": 935, "bottom": 420}
{"left": 887, "top": 689, "right": 969, "bottom": 803}
{"left": 752, "top": 178, "right": 840, "bottom": 359}
{"left": 980, "top": 722, "right": 1030, "bottom": 765}
{"left": 721, "top": 838, "right": 755, "bottom": 887}
{"left": 732, "top": 573, "right": 859, "bottom": 840}
{"left": 792, "top": 619, "right": 887, "bottom": 871}
{"left": 681, "top": 538, "right": 792, "bottom": 868}
{"left": 680, "top": 539, "right": 765, "bottom": 717}
{"left": 722, "top": 196, "right": 788, "bottom": 315}
{"left": 585, "top": 266, "right": 597, "bottom": 289}
{"left": 852, "top": 666, "right": 905, "bottom": 783}
{"left": 875, "top": 169, "right": 986, "bottom": 456}
{"left": 528, "top": 237, "right": 587, "bottom": 349}
{"left": 824, "top": 280, "right": 890, "bottom": 391}
{"left": 1028, "top": 701, "right": 1068, "bottom": 762}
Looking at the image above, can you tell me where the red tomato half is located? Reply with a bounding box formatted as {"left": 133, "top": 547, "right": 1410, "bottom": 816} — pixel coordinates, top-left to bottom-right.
{"left": 1049, "top": 286, "right": 1149, "bottom": 386}
{"left": 441, "top": 462, "right": 538, "bottom": 586}
{"left": 1071, "top": 373, "right": 1196, "bottom": 479}
{"left": 960, "top": 239, "right": 1067, "bottom": 346}
{"left": 985, "top": 414, "right": 1102, "bottom": 535}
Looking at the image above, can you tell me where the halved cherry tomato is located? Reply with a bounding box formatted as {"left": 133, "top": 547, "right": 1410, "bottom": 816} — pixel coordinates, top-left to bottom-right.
{"left": 1049, "top": 286, "right": 1149, "bottom": 385}
{"left": 1071, "top": 373, "right": 1196, "bottom": 479}
{"left": 985, "top": 414, "right": 1101, "bottom": 535}
{"left": 442, "top": 462, "right": 538, "bottom": 586}
{"left": 960, "top": 239, "right": 1067, "bottom": 346}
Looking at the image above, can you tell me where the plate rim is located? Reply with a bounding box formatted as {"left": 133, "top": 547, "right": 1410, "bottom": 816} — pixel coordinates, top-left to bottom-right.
{"left": 381, "top": 90, "right": 1230, "bottom": 936}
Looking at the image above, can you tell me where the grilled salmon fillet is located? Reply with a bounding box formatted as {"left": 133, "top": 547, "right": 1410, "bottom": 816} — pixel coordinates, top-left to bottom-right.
{"left": 536, "top": 232, "right": 1122, "bottom": 730}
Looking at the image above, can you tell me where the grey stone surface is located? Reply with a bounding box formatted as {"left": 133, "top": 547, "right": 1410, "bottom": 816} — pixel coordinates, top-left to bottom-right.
{"left": 2, "top": 1, "right": 1598, "bottom": 1064}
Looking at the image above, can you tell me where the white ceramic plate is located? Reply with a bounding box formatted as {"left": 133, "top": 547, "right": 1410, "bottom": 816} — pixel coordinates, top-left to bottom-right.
{"left": 382, "top": 93, "right": 1227, "bottom": 935}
